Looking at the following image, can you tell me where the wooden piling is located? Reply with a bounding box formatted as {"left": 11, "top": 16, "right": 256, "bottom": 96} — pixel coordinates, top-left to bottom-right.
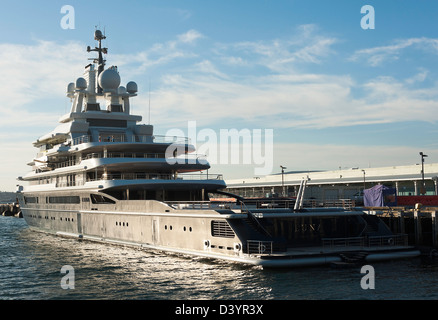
{"left": 399, "top": 213, "right": 405, "bottom": 235}
{"left": 414, "top": 206, "right": 422, "bottom": 246}
{"left": 365, "top": 204, "right": 438, "bottom": 249}
{"left": 432, "top": 211, "right": 438, "bottom": 248}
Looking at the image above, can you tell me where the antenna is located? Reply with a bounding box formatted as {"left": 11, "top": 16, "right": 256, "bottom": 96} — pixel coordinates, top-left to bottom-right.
{"left": 148, "top": 79, "right": 151, "bottom": 125}
{"left": 87, "top": 28, "right": 108, "bottom": 94}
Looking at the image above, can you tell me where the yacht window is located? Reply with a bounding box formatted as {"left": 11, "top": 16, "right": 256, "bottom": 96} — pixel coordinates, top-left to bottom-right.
{"left": 24, "top": 196, "right": 38, "bottom": 204}
{"left": 90, "top": 194, "right": 116, "bottom": 204}
{"left": 87, "top": 119, "right": 127, "bottom": 128}
{"left": 48, "top": 196, "right": 80, "bottom": 204}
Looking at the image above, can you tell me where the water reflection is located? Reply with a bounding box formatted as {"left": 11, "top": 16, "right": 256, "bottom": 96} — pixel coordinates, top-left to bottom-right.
{"left": 1, "top": 217, "right": 438, "bottom": 300}
{"left": 14, "top": 226, "right": 274, "bottom": 300}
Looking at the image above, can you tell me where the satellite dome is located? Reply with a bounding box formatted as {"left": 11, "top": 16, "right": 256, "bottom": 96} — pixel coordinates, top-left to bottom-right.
{"left": 98, "top": 67, "right": 121, "bottom": 91}
{"left": 76, "top": 77, "right": 87, "bottom": 90}
{"left": 126, "top": 81, "right": 138, "bottom": 94}
{"left": 94, "top": 29, "right": 103, "bottom": 40}
{"left": 117, "top": 86, "right": 126, "bottom": 94}
{"left": 67, "top": 82, "right": 75, "bottom": 93}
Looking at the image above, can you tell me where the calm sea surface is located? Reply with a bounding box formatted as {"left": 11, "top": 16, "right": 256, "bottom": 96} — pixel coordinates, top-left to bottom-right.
{"left": 1, "top": 216, "right": 438, "bottom": 301}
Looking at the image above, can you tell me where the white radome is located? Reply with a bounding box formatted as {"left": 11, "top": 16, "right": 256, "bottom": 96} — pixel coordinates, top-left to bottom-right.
{"left": 75, "top": 77, "right": 87, "bottom": 90}
{"left": 98, "top": 67, "right": 121, "bottom": 90}
{"left": 126, "top": 81, "right": 138, "bottom": 94}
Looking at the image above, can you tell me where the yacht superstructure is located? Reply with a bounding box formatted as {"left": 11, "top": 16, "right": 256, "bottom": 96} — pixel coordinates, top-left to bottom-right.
{"left": 16, "top": 30, "right": 419, "bottom": 268}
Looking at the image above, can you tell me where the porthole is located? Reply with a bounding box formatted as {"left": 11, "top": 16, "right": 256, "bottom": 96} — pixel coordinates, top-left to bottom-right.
{"left": 189, "top": 227, "right": 192, "bottom": 232}
{"left": 183, "top": 226, "right": 186, "bottom": 231}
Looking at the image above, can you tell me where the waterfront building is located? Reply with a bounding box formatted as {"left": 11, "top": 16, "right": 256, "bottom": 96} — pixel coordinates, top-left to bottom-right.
{"left": 225, "top": 163, "right": 438, "bottom": 200}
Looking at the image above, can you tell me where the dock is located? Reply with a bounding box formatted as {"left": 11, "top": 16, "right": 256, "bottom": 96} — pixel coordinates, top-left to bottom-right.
{"left": 365, "top": 204, "right": 438, "bottom": 254}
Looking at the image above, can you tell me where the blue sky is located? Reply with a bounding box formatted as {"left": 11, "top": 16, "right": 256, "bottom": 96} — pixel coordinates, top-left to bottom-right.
{"left": 1, "top": 0, "right": 438, "bottom": 190}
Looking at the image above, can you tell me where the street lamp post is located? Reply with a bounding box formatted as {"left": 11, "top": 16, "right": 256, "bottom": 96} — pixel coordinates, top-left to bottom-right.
{"left": 420, "top": 152, "right": 428, "bottom": 194}
{"left": 280, "top": 165, "right": 287, "bottom": 197}
{"left": 361, "top": 169, "right": 366, "bottom": 191}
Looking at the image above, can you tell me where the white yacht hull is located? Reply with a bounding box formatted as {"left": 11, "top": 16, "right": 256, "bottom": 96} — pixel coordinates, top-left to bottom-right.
{"left": 19, "top": 197, "right": 420, "bottom": 268}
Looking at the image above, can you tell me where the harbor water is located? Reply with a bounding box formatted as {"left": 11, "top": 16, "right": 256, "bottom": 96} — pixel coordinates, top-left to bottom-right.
{"left": 1, "top": 216, "right": 438, "bottom": 301}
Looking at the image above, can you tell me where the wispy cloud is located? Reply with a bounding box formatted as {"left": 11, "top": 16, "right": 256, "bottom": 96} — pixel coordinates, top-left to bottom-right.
{"left": 219, "top": 24, "right": 338, "bottom": 73}
{"left": 111, "top": 29, "right": 204, "bottom": 77}
{"left": 0, "top": 40, "right": 86, "bottom": 131}
{"left": 143, "top": 30, "right": 438, "bottom": 130}
{"left": 350, "top": 37, "right": 438, "bottom": 66}
{"left": 2, "top": 28, "right": 437, "bottom": 133}
{"left": 177, "top": 29, "right": 204, "bottom": 44}
{"left": 405, "top": 68, "right": 429, "bottom": 84}
{"left": 0, "top": 40, "right": 85, "bottom": 107}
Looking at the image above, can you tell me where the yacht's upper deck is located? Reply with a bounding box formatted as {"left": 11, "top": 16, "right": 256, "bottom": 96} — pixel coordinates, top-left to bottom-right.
{"left": 31, "top": 29, "right": 196, "bottom": 157}
{"left": 20, "top": 30, "right": 218, "bottom": 193}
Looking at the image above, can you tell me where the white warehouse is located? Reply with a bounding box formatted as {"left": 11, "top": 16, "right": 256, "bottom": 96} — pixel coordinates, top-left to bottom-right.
{"left": 224, "top": 163, "right": 438, "bottom": 201}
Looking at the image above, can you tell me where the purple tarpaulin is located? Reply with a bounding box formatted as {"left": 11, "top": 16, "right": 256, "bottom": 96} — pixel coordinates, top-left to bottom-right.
{"left": 364, "top": 184, "right": 397, "bottom": 207}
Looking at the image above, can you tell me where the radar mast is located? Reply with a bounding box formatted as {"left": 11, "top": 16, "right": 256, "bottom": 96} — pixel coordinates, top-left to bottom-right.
{"left": 87, "top": 29, "right": 107, "bottom": 94}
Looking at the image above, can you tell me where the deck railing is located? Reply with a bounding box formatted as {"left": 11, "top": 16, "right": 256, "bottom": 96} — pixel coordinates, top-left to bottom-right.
{"left": 322, "top": 234, "right": 408, "bottom": 248}
{"left": 321, "top": 237, "right": 365, "bottom": 248}
{"left": 367, "top": 234, "right": 408, "bottom": 246}
{"left": 166, "top": 199, "right": 239, "bottom": 210}
{"left": 72, "top": 134, "right": 190, "bottom": 146}
{"left": 82, "top": 152, "right": 207, "bottom": 161}
{"left": 241, "top": 199, "right": 356, "bottom": 210}
{"left": 87, "top": 172, "right": 223, "bottom": 182}
{"left": 247, "top": 240, "right": 274, "bottom": 255}
{"left": 54, "top": 173, "right": 223, "bottom": 188}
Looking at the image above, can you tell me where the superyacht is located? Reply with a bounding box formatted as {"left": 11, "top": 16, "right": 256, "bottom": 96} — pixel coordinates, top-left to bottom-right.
{"left": 16, "top": 30, "right": 419, "bottom": 268}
